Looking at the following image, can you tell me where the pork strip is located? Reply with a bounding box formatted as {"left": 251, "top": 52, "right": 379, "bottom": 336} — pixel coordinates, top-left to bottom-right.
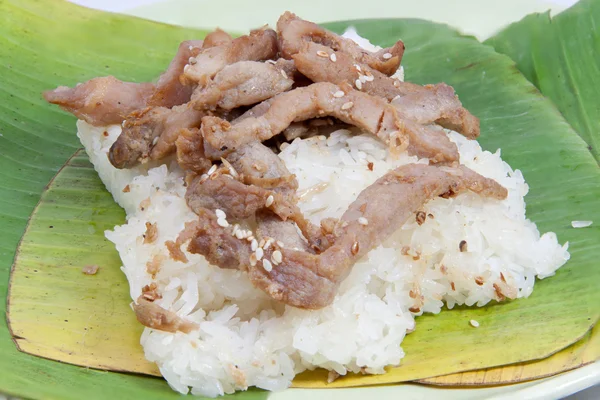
{"left": 192, "top": 60, "right": 295, "bottom": 110}
{"left": 147, "top": 40, "right": 204, "bottom": 108}
{"left": 109, "top": 104, "right": 205, "bottom": 169}
{"left": 43, "top": 76, "right": 155, "bottom": 126}
{"left": 175, "top": 128, "right": 213, "bottom": 173}
{"left": 201, "top": 82, "right": 458, "bottom": 164}
{"left": 182, "top": 28, "right": 279, "bottom": 86}
{"left": 277, "top": 11, "right": 404, "bottom": 76}
{"left": 248, "top": 164, "right": 508, "bottom": 309}
{"left": 202, "top": 28, "right": 233, "bottom": 48}
{"left": 185, "top": 169, "right": 299, "bottom": 221}
{"left": 293, "top": 42, "right": 479, "bottom": 139}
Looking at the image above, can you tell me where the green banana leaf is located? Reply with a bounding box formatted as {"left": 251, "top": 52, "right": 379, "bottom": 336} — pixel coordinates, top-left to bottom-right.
{"left": 1, "top": 0, "right": 599, "bottom": 399}
{"left": 486, "top": 0, "right": 600, "bottom": 162}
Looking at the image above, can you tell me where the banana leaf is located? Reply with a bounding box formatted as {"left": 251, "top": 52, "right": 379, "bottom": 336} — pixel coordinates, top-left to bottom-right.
{"left": 486, "top": 0, "right": 600, "bottom": 162}
{"left": 2, "top": 0, "right": 599, "bottom": 399}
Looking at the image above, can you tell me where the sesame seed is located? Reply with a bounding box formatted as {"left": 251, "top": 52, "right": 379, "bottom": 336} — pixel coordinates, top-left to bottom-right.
{"left": 215, "top": 209, "right": 226, "bottom": 219}
{"left": 265, "top": 195, "right": 274, "bottom": 207}
{"left": 355, "top": 79, "right": 363, "bottom": 90}
{"left": 354, "top": 64, "right": 362, "bottom": 72}
{"left": 364, "top": 74, "right": 374, "bottom": 82}
{"left": 393, "top": 80, "right": 401, "bottom": 87}
{"left": 249, "top": 253, "right": 258, "bottom": 266}
{"left": 251, "top": 239, "right": 258, "bottom": 251}
{"left": 263, "top": 259, "right": 273, "bottom": 272}
{"left": 276, "top": 241, "right": 285, "bottom": 248}
{"left": 359, "top": 74, "right": 367, "bottom": 83}
{"left": 317, "top": 50, "right": 329, "bottom": 57}
{"left": 183, "top": 64, "right": 190, "bottom": 73}
{"left": 152, "top": 136, "right": 159, "bottom": 146}
{"left": 199, "top": 174, "right": 209, "bottom": 183}
{"left": 235, "top": 230, "right": 245, "bottom": 239}
{"left": 255, "top": 247, "right": 264, "bottom": 261}
{"left": 207, "top": 164, "right": 217, "bottom": 176}
{"left": 333, "top": 90, "right": 345, "bottom": 98}
{"left": 280, "top": 69, "right": 288, "bottom": 79}
{"left": 188, "top": 45, "right": 194, "bottom": 51}
{"left": 264, "top": 238, "right": 274, "bottom": 250}
{"left": 217, "top": 218, "right": 229, "bottom": 228}
{"left": 259, "top": 239, "right": 266, "bottom": 248}
{"left": 383, "top": 52, "right": 392, "bottom": 59}
{"left": 266, "top": 59, "right": 276, "bottom": 65}
{"left": 246, "top": 235, "right": 255, "bottom": 242}
{"left": 330, "top": 53, "right": 337, "bottom": 62}
{"left": 231, "top": 224, "right": 239, "bottom": 236}
{"left": 470, "top": 319, "right": 480, "bottom": 328}
{"left": 220, "top": 158, "right": 239, "bottom": 177}
{"left": 341, "top": 102, "right": 354, "bottom": 110}
{"left": 351, "top": 241, "right": 359, "bottom": 255}
{"left": 272, "top": 250, "right": 282, "bottom": 264}
{"left": 358, "top": 217, "right": 368, "bottom": 225}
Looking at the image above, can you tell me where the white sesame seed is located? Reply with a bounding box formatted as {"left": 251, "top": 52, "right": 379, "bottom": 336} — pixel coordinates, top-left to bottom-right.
{"left": 266, "top": 59, "right": 276, "bottom": 65}
{"left": 276, "top": 241, "right": 285, "bottom": 248}
{"left": 251, "top": 239, "right": 258, "bottom": 251}
{"left": 255, "top": 247, "right": 264, "bottom": 261}
{"left": 355, "top": 79, "right": 362, "bottom": 90}
{"left": 152, "top": 136, "right": 159, "bottom": 146}
{"left": 263, "top": 259, "right": 273, "bottom": 272}
{"left": 359, "top": 74, "right": 367, "bottom": 83}
{"left": 246, "top": 235, "right": 255, "bottom": 242}
{"left": 231, "top": 224, "right": 239, "bottom": 236}
{"left": 264, "top": 238, "right": 274, "bottom": 250}
{"left": 217, "top": 218, "right": 229, "bottom": 228}
{"left": 470, "top": 319, "right": 480, "bottom": 328}
{"left": 365, "top": 74, "right": 374, "bottom": 82}
{"left": 272, "top": 250, "right": 282, "bottom": 264}
{"left": 249, "top": 253, "right": 258, "bottom": 266}
{"left": 235, "top": 230, "right": 245, "bottom": 239}
{"left": 317, "top": 50, "right": 329, "bottom": 58}
{"left": 572, "top": 220, "right": 593, "bottom": 228}
{"left": 259, "top": 239, "right": 266, "bottom": 248}
{"left": 280, "top": 69, "right": 288, "bottom": 79}
{"left": 330, "top": 53, "right": 337, "bottom": 62}
{"left": 341, "top": 102, "right": 354, "bottom": 110}
{"left": 183, "top": 64, "right": 190, "bottom": 73}
{"left": 354, "top": 64, "right": 362, "bottom": 72}
{"left": 358, "top": 217, "right": 369, "bottom": 226}
{"left": 215, "top": 209, "right": 226, "bottom": 219}
{"left": 207, "top": 164, "right": 217, "bottom": 176}
{"left": 188, "top": 45, "right": 194, "bottom": 51}
{"left": 383, "top": 52, "right": 392, "bottom": 59}
{"left": 220, "top": 158, "right": 238, "bottom": 177}
{"left": 265, "top": 195, "right": 274, "bottom": 207}
{"left": 393, "top": 80, "right": 401, "bottom": 88}
{"left": 333, "top": 90, "right": 345, "bottom": 98}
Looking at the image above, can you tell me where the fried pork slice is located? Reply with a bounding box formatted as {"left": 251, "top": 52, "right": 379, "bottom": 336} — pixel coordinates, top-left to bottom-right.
{"left": 248, "top": 164, "right": 508, "bottom": 309}
{"left": 182, "top": 28, "right": 279, "bottom": 86}
{"left": 175, "top": 128, "right": 212, "bottom": 173}
{"left": 147, "top": 40, "right": 205, "bottom": 108}
{"left": 133, "top": 296, "right": 198, "bottom": 333}
{"left": 226, "top": 141, "right": 298, "bottom": 193}
{"left": 179, "top": 164, "right": 507, "bottom": 309}
{"left": 185, "top": 168, "right": 299, "bottom": 221}
{"left": 43, "top": 76, "right": 155, "bottom": 126}
{"left": 202, "top": 28, "right": 233, "bottom": 48}
{"left": 276, "top": 12, "right": 404, "bottom": 75}
{"left": 201, "top": 82, "right": 458, "bottom": 164}
{"left": 109, "top": 104, "right": 205, "bottom": 169}
{"left": 293, "top": 42, "right": 479, "bottom": 138}
{"left": 191, "top": 60, "right": 295, "bottom": 110}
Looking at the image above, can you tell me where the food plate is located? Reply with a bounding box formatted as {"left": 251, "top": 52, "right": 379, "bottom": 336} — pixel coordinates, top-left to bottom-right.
{"left": 1, "top": 0, "right": 596, "bottom": 393}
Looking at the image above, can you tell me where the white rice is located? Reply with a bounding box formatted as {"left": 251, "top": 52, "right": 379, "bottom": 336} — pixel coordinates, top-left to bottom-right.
{"left": 73, "top": 29, "right": 570, "bottom": 397}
